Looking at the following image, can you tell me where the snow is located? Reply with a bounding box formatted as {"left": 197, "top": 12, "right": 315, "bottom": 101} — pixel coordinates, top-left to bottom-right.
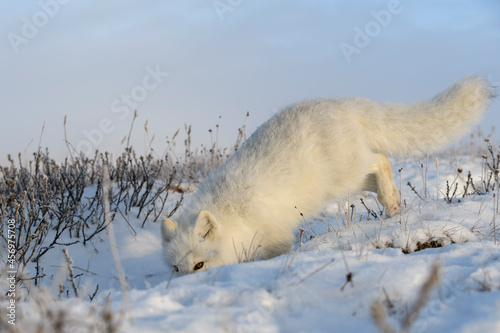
{"left": 2, "top": 151, "right": 500, "bottom": 332}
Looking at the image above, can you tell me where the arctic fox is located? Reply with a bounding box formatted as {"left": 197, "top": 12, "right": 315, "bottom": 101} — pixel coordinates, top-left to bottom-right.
{"left": 162, "top": 76, "right": 494, "bottom": 275}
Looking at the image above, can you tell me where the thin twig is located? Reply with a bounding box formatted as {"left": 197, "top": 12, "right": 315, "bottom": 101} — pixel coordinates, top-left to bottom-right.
{"left": 126, "top": 110, "right": 138, "bottom": 148}
{"left": 103, "top": 164, "right": 134, "bottom": 325}
{"left": 401, "top": 262, "right": 441, "bottom": 331}
{"left": 62, "top": 247, "right": 79, "bottom": 298}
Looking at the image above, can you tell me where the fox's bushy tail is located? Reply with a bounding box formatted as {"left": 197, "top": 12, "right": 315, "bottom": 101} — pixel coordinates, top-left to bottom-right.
{"left": 356, "top": 76, "right": 495, "bottom": 156}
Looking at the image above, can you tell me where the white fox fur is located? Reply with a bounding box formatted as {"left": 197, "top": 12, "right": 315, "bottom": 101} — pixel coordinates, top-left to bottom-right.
{"left": 162, "top": 76, "right": 494, "bottom": 275}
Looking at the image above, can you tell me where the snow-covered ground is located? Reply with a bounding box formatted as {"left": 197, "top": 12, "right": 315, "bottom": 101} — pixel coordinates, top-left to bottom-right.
{"left": 2, "top": 149, "right": 500, "bottom": 333}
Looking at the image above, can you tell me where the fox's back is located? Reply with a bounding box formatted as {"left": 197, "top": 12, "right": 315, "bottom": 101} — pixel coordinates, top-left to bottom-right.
{"left": 192, "top": 99, "right": 372, "bottom": 223}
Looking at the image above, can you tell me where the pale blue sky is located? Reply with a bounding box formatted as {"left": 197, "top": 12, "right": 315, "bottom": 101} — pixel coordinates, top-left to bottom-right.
{"left": 1, "top": 0, "right": 499, "bottom": 163}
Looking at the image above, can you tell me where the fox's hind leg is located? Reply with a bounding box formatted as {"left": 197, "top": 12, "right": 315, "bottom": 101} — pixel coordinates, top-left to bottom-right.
{"left": 362, "top": 153, "right": 401, "bottom": 217}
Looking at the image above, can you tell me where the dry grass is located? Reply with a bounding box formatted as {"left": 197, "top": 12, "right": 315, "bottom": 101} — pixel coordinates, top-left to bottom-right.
{"left": 1, "top": 115, "right": 497, "bottom": 330}
{"left": 0, "top": 114, "right": 250, "bottom": 329}
{"left": 371, "top": 262, "right": 441, "bottom": 333}
{"left": 0, "top": 288, "right": 122, "bottom": 333}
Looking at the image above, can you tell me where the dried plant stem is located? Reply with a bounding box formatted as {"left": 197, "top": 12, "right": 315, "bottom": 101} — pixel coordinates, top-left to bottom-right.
{"left": 371, "top": 301, "right": 397, "bottom": 333}
{"left": 421, "top": 155, "right": 429, "bottom": 199}
{"left": 295, "top": 206, "right": 315, "bottom": 237}
{"left": 363, "top": 198, "right": 388, "bottom": 228}
{"left": 436, "top": 158, "right": 439, "bottom": 210}
{"left": 126, "top": 110, "right": 138, "bottom": 148}
{"left": 399, "top": 167, "right": 403, "bottom": 221}
{"left": 348, "top": 191, "right": 352, "bottom": 227}
{"left": 62, "top": 247, "right": 78, "bottom": 298}
{"left": 401, "top": 262, "right": 441, "bottom": 331}
{"left": 497, "top": 186, "right": 499, "bottom": 214}
{"left": 293, "top": 258, "right": 335, "bottom": 286}
{"left": 407, "top": 181, "right": 423, "bottom": 200}
{"left": 493, "top": 193, "right": 497, "bottom": 245}
{"left": 37, "top": 121, "right": 46, "bottom": 156}
{"left": 298, "top": 228, "right": 305, "bottom": 249}
{"left": 63, "top": 115, "right": 75, "bottom": 163}
{"left": 371, "top": 262, "right": 441, "bottom": 333}
{"left": 103, "top": 164, "right": 134, "bottom": 325}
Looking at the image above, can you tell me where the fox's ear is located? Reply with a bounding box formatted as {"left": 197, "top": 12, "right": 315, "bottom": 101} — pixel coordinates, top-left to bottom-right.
{"left": 161, "top": 218, "right": 177, "bottom": 243}
{"left": 195, "top": 210, "right": 219, "bottom": 239}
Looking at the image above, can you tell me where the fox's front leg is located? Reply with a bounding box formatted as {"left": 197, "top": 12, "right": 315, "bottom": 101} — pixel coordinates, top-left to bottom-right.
{"left": 363, "top": 153, "right": 401, "bottom": 217}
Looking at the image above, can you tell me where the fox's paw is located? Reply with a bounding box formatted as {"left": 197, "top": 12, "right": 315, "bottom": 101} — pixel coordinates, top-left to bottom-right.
{"left": 379, "top": 186, "right": 401, "bottom": 217}
{"left": 384, "top": 200, "right": 401, "bottom": 217}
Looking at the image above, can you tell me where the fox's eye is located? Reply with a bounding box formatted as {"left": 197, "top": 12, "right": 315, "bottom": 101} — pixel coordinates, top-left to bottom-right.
{"left": 173, "top": 265, "right": 179, "bottom": 272}
{"left": 194, "top": 262, "right": 204, "bottom": 270}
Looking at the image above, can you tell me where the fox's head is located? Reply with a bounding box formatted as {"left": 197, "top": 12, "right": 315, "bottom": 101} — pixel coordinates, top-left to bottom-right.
{"left": 161, "top": 210, "right": 236, "bottom": 275}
